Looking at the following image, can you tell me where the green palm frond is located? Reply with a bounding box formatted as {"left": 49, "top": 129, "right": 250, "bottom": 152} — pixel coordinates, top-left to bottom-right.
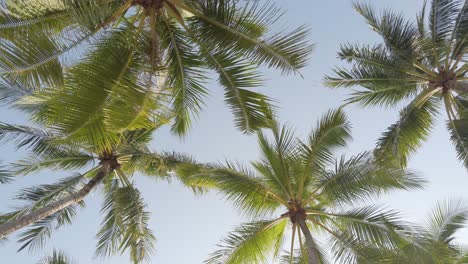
{"left": 451, "top": 1, "right": 468, "bottom": 60}
{"left": 14, "top": 174, "right": 85, "bottom": 210}
{"left": 447, "top": 110, "right": 468, "bottom": 168}
{"left": 161, "top": 19, "right": 207, "bottom": 134}
{"left": 38, "top": 249, "right": 76, "bottom": 264}
{"left": 0, "top": 122, "right": 68, "bottom": 157}
{"left": 4, "top": 174, "right": 86, "bottom": 252}
{"left": 255, "top": 125, "right": 297, "bottom": 199}
{"left": 352, "top": 199, "right": 468, "bottom": 263}
{"left": 95, "top": 180, "right": 122, "bottom": 259}
{"left": 0, "top": 163, "right": 13, "bottom": 184}
{"left": 121, "top": 147, "right": 198, "bottom": 178}
{"left": 205, "top": 218, "right": 288, "bottom": 264}
{"left": 17, "top": 205, "right": 80, "bottom": 252}
{"left": 38, "top": 30, "right": 142, "bottom": 131}
{"left": 187, "top": 162, "right": 283, "bottom": 217}
{"left": 0, "top": 78, "right": 32, "bottom": 106}
{"left": 118, "top": 186, "right": 155, "bottom": 264}
{"left": 0, "top": 30, "right": 65, "bottom": 87}
{"left": 185, "top": 0, "right": 313, "bottom": 74}
{"left": 429, "top": 0, "right": 462, "bottom": 44}
{"left": 185, "top": 25, "right": 271, "bottom": 133}
{"left": 425, "top": 198, "right": 468, "bottom": 244}
{"left": 298, "top": 108, "right": 352, "bottom": 171}
{"left": 12, "top": 153, "right": 95, "bottom": 175}
{"left": 375, "top": 96, "right": 440, "bottom": 166}
{"left": 313, "top": 152, "right": 424, "bottom": 206}
{"left": 353, "top": 2, "right": 423, "bottom": 62}
{"left": 95, "top": 181, "right": 156, "bottom": 264}
{"left": 327, "top": 205, "right": 404, "bottom": 247}
{"left": 328, "top": 43, "right": 426, "bottom": 107}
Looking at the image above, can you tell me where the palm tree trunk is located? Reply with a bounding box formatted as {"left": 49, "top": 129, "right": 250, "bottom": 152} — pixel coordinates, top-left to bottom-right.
{"left": 0, "top": 162, "right": 114, "bottom": 238}
{"left": 296, "top": 214, "right": 320, "bottom": 264}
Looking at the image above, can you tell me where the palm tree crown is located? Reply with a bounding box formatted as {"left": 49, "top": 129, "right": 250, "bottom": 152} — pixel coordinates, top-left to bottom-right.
{"left": 0, "top": 117, "right": 198, "bottom": 263}
{"left": 0, "top": 0, "right": 313, "bottom": 134}
{"left": 187, "top": 109, "right": 424, "bottom": 264}
{"left": 325, "top": 1, "right": 468, "bottom": 167}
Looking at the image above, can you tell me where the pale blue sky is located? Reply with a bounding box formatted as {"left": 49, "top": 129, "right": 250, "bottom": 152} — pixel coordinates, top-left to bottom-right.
{"left": 1, "top": 0, "right": 468, "bottom": 263}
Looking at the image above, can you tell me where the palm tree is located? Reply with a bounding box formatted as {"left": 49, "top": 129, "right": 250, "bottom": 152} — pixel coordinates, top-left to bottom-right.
{"left": 0, "top": 0, "right": 313, "bottom": 134}
{"left": 38, "top": 250, "right": 76, "bottom": 264}
{"left": 186, "top": 109, "right": 424, "bottom": 264}
{"left": 325, "top": 1, "right": 468, "bottom": 167}
{"left": 354, "top": 199, "right": 468, "bottom": 264}
{"left": 0, "top": 119, "right": 199, "bottom": 262}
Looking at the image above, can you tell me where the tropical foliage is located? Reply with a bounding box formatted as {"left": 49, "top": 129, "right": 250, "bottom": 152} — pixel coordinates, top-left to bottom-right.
{"left": 0, "top": 106, "right": 199, "bottom": 263}
{"left": 0, "top": 0, "right": 313, "bottom": 134}
{"left": 37, "top": 250, "right": 76, "bottom": 264}
{"left": 186, "top": 109, "right": 424, "bottom": 264}
{"left": 325, "top": 0, "right": 468, "bottom": 167}
{"left": 355, "top": 199, "right": 468, "bottom": 263}
{"left": 0, "top": 0, "right": 467, "bottom": 263}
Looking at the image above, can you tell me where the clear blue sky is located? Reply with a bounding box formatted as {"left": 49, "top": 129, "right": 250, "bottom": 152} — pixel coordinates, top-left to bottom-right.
{"left": 1, "top": 0, "right": 467, "bottom": 263}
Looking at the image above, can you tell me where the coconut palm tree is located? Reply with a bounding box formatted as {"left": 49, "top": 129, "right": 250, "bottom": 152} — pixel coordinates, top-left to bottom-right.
{"left": 325, "top": 1, "right": 468, "bottom": 167}
{"left": 0, "top": 123, "right": 200, "bottom": 262}
{"left": 38, "top": 250, "right": 76, "bottom": 264}
{"left": 353, "top": 199, "right": 468, "bottom": 264}
{"left": 0, "top": 112, "right": 199, "bottom": 262}
{"left": 186, "top": 109, "right": 424, "bottom": 264}
{"left": 0, "top": 0, "right": 313, "bottom": 134}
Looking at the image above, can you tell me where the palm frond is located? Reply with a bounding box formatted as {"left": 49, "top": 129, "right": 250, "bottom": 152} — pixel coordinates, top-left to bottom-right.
{"left": 17, "top": 204, "right": 81, "bottom": 252}
{"left": 6, "top": 174, "right": 86, "bottom": 251}
{"left": 425, "top": 198, "right": 468, "bottom": 244}
{"left": 205, "top": 218, "right": 288, "bottom": 264}
{"left": 187, "top": 162, "right": 283, "bottom": 217}
{"left": 185, "top": 0, "right": 313, "bottom": 74}
{"left": 95, "top": 181, "right": 156, "bottom": 264}
{"left": 314, "top": 152, "right": 424, "bottom": 206}
{"left": 13, "top": 153, "right": 95, "bottom": 175}
{"left": 190, "top": 31, "right": 270, "bottom": 133}
{"left": 121, "top": 147, "right": 199, "bottom": 179}
{"left": 353, "top": 2, "right": 421, "bottom": 61}
{"left": 0, "top": 163, "right": 13, "bottom": 184}
{"left": 160, "top": 19, "right": 208, "bottom": 135}
{"left": 0, "top": 122, "right": 68, "bottom": 157}
{"left": 447, "top": 113, "right": 468, "bottom": 168}
{"left": 429, "top": 0, "right": 462, "bottom": 44}
{"left": 0, "top": 78, "right": 32, "bottom": 106}
{"left": 14, "top": 174, "right": 85, "bottom": 209}
{"left": 299, "top": 108, "right": 352, "bottom": 171}
{"left": 375, "top": 96, "right": 440, "bottom": 166}
{"left": 37, "top": 249, "right": 76, "bottom": 264}
{"left": 451, "top": 1, "right": 468, "bottom": 60}
{"left": 327, "top": 205, "right": 405, "bottom": 247}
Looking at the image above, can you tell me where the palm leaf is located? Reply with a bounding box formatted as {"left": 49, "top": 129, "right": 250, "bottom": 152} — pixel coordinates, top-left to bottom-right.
{"left": 375, "top": 96, "right": 440, "bottom": 166}
{"left": 205, "top": 218, "right": 288, "bottom": 264}
{"left": 95, "top": 181, "right": 156, "bottom": 263}
{"left": 37, "top": 249, "right": 76, "bottom": 264}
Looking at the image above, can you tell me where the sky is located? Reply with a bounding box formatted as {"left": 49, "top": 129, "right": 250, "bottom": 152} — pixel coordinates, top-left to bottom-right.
{"left": 1, "top": 0, "right": 468, "bottom": 263}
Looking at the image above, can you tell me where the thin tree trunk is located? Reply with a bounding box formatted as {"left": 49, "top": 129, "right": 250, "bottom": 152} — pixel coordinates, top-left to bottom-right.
{"left": 0, "top": 162, "right": 113, "bottom": 238}
{"left": 296, "top": 214, "right": 320, "bottom": 264}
